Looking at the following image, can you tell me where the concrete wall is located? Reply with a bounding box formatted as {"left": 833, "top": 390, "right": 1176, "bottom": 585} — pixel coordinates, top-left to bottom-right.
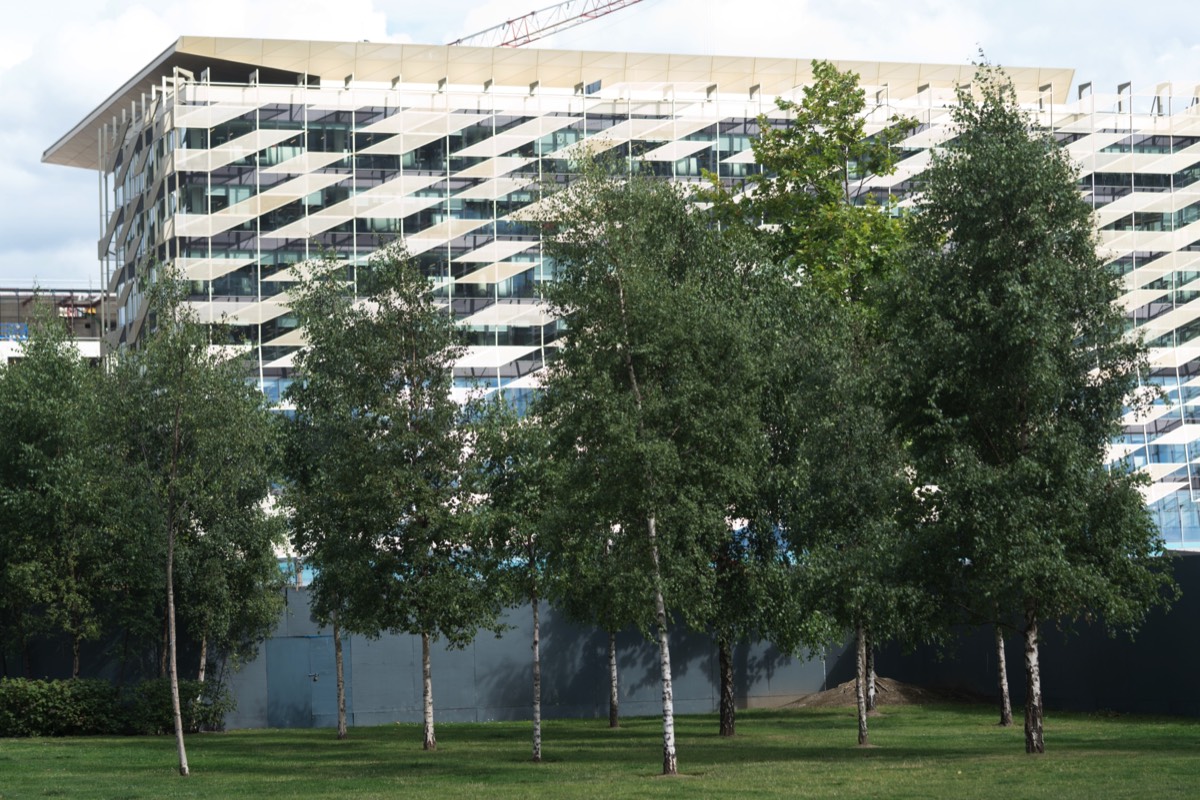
{"left": 224, "top": 590, "right": 843, "bottom": 729}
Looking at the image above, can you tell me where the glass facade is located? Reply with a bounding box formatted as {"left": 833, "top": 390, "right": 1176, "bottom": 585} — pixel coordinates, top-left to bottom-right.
{"left": 63, "top": 41, "right": 1200, "bottom": 550}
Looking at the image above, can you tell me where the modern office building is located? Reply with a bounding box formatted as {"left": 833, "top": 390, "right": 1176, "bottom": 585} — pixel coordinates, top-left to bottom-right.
{"left": 40, "top": 37, "right": 1200, "bottom": 548}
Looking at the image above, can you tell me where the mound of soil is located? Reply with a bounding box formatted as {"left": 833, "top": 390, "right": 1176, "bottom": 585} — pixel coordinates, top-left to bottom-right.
{"left": 784, "top": 677, "right": 989, "bottom": 709}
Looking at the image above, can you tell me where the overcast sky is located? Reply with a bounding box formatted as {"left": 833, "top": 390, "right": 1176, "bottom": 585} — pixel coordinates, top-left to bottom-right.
{"left": 4, "top": 0, "right": 1199, "bottom": 286}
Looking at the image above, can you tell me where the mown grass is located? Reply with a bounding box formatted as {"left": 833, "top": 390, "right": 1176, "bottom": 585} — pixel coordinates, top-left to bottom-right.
{"left": 2, "top": 703, "right": 1198, "bottom": 799}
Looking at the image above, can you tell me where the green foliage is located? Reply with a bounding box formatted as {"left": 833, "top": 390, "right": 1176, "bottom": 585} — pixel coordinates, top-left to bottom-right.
{"left": 0, "top": 678, "right": 122, "bottom": 737}
{"left": 885, "top": 64, "right": 1175, "bottom": 634}
{"left": 122, "top": 677, "right": 233, "bottom": 735}
{"left": 285, "top": 244, "right": 501, "bottom": 647}
{"left": 472, "top": 398, "right": 553, "bottom": 609}
{"left": 536, "top": 166, "right": 770, "bottom": 635}
{"left": 707, "top": 61, "right": 926, "bottom": 658}
{"left": 767, "top": 288, "right": 927, "bottom": 653}
{"left": 710, "top": 60, "right": 915, "bottom": 302}
{"left": 107, "top": 267, "right": 285, "bottom": 664}
{"left": 0, "top": 278, "right": 282, "bottom": 689}
{"left": 175, "top": 510, "right": 288, "bottom": 671}
{"left": 0, "top": 301, "right": 117, "bottom": 675}
{"left": 0, "top": 677, "right": 230, "bottom": 737}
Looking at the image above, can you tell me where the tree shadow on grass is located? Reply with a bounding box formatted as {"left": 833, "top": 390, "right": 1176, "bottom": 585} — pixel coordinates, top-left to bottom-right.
{"left": 176, "top": 705, "right": 1200, "bottom": 788}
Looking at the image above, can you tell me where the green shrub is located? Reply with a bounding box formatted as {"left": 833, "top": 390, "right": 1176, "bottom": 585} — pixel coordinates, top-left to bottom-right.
{"left": 0, "top": 677, "right": 233, "bottom": 737}
{"left": 0, "top": 678, "right": 122, "bottom": 737}
{"left": 123, "top": 678, "right": 234, "bottom": 735}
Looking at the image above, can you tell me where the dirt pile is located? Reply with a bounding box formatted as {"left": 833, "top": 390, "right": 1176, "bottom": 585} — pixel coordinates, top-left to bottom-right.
{"left": 784, "top": 677, "right": 988, "bottom": 709}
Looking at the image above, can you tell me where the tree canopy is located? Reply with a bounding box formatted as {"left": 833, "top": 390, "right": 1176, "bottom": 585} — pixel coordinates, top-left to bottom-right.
{"left": 884, "top": 64, "right": 1176, "bottom": 753}
{"left": 285, "top": 244, "right": 503, "bottom": 751}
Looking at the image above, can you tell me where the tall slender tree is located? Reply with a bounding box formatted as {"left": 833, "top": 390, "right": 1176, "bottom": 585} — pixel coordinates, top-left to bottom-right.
{"left": 111, "top": 269, "right": 281, "bottom": 775}
{"left": 886, "top": 64, "right": 1176, "bottom": 754}
{"left": 286, "top": 245, "right": 502, "bottom": 751}
{"left": 473, "top": 397, "right": 555, "bottom": 761}
{"left": 537, "top": 166, "right": 768, "bottom": 775}
{"left": 710, "top": 59, "right": 921, "bottom": 746}
{"left": 543, "top": 510, "right": 648, "bottom": 729}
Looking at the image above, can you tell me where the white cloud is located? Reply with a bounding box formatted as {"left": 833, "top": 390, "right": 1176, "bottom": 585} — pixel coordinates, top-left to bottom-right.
{"left": 0, "top": 35, "right": 34, "bottom": 74}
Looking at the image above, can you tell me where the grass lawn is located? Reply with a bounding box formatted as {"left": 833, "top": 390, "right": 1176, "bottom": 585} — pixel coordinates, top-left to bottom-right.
{"left": 2, "top": 703, "right": 1198, "bottom": 799}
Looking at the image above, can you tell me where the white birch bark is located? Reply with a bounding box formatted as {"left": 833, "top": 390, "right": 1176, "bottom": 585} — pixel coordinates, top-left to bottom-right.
{"left": 648, "top": 515, "right": 677, "bottom": 775}
{"left": 865, "top": 635, "right": 876, "bottom": 713}
{"left": 1023, "top": 611, "right": 1044, "bottom": 753}
{"left": 422, "top": 631, "right": 436, "bottom": 751}
{"left": 608, "top": 630, "right": 620, "bottom": 728}
{"left": 334, "top": 616, "right": 347, "bottom": 740}
{"left": 855, "top": 624, "right": 869, "bottom": 746}
{"left": 166, "top": 521, "right": 189, "bottom": 776}
{"left": 531, "top": 592, "right": 542, "bottom": 763}
{"left": 995, "top": 625, "right": 1013, "bottom": 727}
{"left": 197, "top": 635, "right": 207, "bottom": 684}
{"left": 165, "top": 395, "right": 189, "bottom": 776}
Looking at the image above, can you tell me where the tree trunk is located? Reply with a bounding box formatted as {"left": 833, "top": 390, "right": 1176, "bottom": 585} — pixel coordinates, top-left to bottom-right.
{"left": 608, "top": 630, "right": 620, "bottom": 728}
{"left": 71, "top": 633, "right": 81, "bottom": 679}
{"left": 531, "top": 592, "right": 542, "bottom": 763}
{"left": 197, "top": 635, "right": 207, "bottom": 684}
{"left": 166, "top": 523, "right": 189, "bottom": 776}
{"left": 648, "top": 515, "right": 678, "bottom": 776}
{"left": 159, "top": 613, "right": 169, "bottom": 679}
{"left": 718, "top": 635, "right": 735, "bottom": 737}
{"left": 422, "top": 631, "right": 436, "bottom": 751}
{"left": 1023, "top": 610, "right": 1044, "bottom": 754}
{"left": 334, "top": 615, "right": 347, "bottom": 740}
{"left": 855, "top": 623, "right": 869, "bottom": 746}
{"left": 995, "top": 625, "right": 1013, "bottom": 727}
{"left": 865, "top": 635, "right": 876, "bottom": 713}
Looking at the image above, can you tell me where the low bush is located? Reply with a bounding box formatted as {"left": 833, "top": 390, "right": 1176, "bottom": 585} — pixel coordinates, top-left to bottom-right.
{"left": 124, "top": 677, "right": 233, "bottom": 735}
{"left": 0, "top": 677, "right": 232, "bottom": 737}
{"left": 0, "top": 678, "right": 122, "bottom": 737}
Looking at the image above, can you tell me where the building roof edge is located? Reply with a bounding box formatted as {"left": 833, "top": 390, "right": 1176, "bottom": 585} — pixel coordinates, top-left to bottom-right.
{"left": 42, "top": 36, "right": 1076, "bottom": 172}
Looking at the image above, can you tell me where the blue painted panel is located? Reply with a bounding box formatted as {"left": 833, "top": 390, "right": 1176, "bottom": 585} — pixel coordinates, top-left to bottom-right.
{"left": 309, "top": 635, "right": 352, "bottom": 728}
{"left": 266, "top": 637, "right": 312, "bottom": 728}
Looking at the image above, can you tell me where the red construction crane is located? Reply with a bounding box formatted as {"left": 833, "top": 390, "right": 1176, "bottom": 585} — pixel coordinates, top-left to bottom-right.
{"left": 448, "top": 0, "right": 645, "bottom": 48}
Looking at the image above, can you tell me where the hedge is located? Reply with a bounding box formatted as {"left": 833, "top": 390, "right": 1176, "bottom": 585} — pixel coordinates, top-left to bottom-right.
{"left": 0, "top": 677, "right": 233, "bottom": 737}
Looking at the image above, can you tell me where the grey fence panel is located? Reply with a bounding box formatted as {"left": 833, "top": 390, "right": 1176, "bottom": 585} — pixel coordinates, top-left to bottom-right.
{"left": 227, "top": 592, "right": 828, "bottom": 729}
{"left": 875, "top": 552, "right": 1200, "bottom": 717}
{"left": 265, "top": 637, "right": 314, "bottom": 728}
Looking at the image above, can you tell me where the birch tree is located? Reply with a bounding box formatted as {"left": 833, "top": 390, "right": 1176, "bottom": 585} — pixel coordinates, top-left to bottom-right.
{"left": 994, "top": 623, "right": 1013, "bottom": 727}
{"left": 886, "top": 64, "right": 1176, "bottom": 754}
{"left": 473, "top": 398, "right": 555, "bottom": 761}
{"left": 537, "top": 168, "right": 767, "bottom": 775}
{"left": 708, "top": 59, "right": 922, "bottom": 746}
{"left": 285, "top": 245, "right": 502, "bottom": 751}
{"left": 111, "top": 270, "right": 280, "bottom": 775}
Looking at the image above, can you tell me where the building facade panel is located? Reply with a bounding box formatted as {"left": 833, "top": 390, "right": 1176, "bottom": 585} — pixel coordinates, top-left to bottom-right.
{"left": 42, "top": 37, "right": 1200, "bottom": 548}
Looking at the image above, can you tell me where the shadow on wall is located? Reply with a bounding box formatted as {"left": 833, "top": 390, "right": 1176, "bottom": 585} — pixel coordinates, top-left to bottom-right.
{"left": 874, "top": 552, "right": 1199, "bottom": 717}
{"left": 226, "top": 590, "right": 833, "bottom": 729}
{"left": 3, "top": 616, "right": 205, "bottom": 688}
